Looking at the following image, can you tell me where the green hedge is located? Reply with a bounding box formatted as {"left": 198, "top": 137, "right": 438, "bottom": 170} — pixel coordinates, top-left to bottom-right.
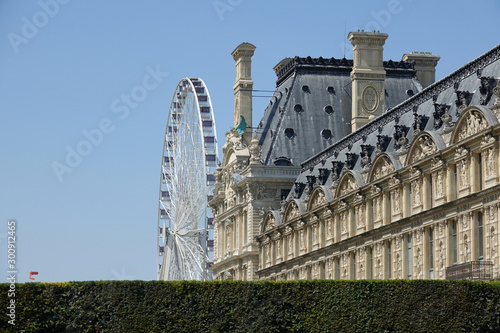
{"left": 1, "top": 280, "right": 500, "bottom": 332}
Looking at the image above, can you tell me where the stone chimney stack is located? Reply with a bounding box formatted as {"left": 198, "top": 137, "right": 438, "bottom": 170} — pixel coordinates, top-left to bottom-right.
{"left": 231, "top": 42, "right": 256, "bottom": 145}
{"left": 348, "top": 30, "right": 388, "bottom": 131}
{"left": 402, "top": 52, "right": 440, "bottom": 89}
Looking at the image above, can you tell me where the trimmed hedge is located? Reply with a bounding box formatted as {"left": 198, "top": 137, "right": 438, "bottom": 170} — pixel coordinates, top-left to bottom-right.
{"left": 1, "top": 280, "right": 500, "bottom": 332}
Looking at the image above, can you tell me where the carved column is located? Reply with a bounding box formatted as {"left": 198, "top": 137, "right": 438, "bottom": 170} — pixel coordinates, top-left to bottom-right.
{"left": 481, "top": 136, "right": 498, "bottom": 189}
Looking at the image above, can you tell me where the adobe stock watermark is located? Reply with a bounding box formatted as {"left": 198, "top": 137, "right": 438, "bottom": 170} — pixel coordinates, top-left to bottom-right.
{"left": 7, "top": 0, "right": 71, "bottom": 54}
{"left": 339, "top": 0, "right": 407, "bottom": 58}
{"left": 213, "top": 0, "right": 243, "bottom": 21}
{"left": 51, "top": 65, "right": 169, "bottom": 182}
{"left": 6, "top": 220, "right": 17, "bottom": 326}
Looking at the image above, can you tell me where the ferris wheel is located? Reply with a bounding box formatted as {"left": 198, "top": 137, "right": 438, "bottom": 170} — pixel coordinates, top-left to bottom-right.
{"left": 157, "top": 77, "right": 218, "bottom": 281}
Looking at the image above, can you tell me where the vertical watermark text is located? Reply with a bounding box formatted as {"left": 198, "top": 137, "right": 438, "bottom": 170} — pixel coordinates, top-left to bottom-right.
{"left": 6, "top": 220, "right": 17, "bottom": 326}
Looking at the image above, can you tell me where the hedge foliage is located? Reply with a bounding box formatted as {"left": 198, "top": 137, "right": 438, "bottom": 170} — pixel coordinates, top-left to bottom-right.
{"left": 1, "top": 280, "right": 500, "bottom": 332}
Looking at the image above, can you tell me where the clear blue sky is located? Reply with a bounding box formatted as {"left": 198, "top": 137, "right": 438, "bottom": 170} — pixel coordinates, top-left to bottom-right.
{"left": 1, "top": 0, "right": 499, "bottom": 283}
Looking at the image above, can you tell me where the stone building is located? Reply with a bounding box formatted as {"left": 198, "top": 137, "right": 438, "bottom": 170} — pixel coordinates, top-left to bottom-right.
{"left": 210, "top": 31, "right": 500, "bottom": 281}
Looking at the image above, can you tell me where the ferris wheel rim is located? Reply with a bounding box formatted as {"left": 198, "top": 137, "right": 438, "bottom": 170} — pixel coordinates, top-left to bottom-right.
{"left": 157, "top": 77, "right": 217, "bottom": 281}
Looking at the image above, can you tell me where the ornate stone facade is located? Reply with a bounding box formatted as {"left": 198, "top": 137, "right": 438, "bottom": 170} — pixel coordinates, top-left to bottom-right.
{"left": 211, "top": 34, "right": 500, "bottom": 282}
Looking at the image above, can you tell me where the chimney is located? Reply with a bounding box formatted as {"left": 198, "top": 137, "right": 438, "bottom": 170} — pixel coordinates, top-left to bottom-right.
{"left": 402, "top": 52, "right": 440, "bottom": 89}
{"left": 231, "top": 42, "right": 256, "bottom": 146}
{"left": 348, "top": 30, "right": 388, "bottom": 131}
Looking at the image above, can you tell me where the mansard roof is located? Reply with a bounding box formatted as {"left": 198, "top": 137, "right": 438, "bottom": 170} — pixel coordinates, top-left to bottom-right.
{"left": 291, "top": 44, "right": 500, "bottom": 200}
{"left": 254, "top": 56, "right": 422, "bottom": 167}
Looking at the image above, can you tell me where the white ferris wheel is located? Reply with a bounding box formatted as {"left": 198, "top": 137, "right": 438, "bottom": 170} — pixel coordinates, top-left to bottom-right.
{"left": 157, "top": 77, "right": 218, "bottom": 281}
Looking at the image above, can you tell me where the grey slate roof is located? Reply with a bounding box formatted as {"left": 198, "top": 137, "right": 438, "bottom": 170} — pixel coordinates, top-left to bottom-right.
{"left": 255, "top": 56, "right": 421, "bottom": 166}
{"left": 290, "top": 44, "right": 500, "bottom": 200}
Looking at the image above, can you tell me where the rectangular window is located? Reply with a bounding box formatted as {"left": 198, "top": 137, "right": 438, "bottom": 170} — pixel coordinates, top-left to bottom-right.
{"left": 478, "top": 154, "right": 483, "bottom": 191}
{"left": 429, "top": 228, "right": 434, "bottom": 279}
{"left": 336, "top": 257, "right": 340, "bottom": 279}
{"left": 429, "top": 175, "right": 433, "bottom": 208}
{"left": 388, "top": 242, "right": 392, "bottom": 279}
{"left": 452, "top": 220, "right": 458, "bottom": 264}
{"left": 388, "top": 193, "right": 392, "bottom": 223}
{"left": 454, "top": 165, "right": 458, "bottom": 199}
{"left": 409, "top": 186, "right": 412, "bottom": 215}
{"left": 369, "top": 247, "right": 373, "bottom": 279}
{"left": 478, "top": 212, "right": 484, "bottom": 260}
{"left": 371, "top": 200, "right": 375, "bottom": 229}
{"left": 352, "top": 253, "right": 356, "bottom": 280}
{"left": 243, "top": 212, "right": 248, "bottom": 246}
{"left": 408, "top": 234, "right": 412, "bottom": 280}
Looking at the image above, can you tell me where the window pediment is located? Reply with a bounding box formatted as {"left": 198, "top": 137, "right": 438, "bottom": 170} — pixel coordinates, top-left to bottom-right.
{"left": 336, "top": 173, "right": 359, "bottom": 197}
{"left": 451, "top": 107, "right": 492, "bottom": 144}
{"left": 405, "top": 133, "right": 439, "bottom": 166}
{"left": 368, "top": 155, "right": 395, "bottom": 182}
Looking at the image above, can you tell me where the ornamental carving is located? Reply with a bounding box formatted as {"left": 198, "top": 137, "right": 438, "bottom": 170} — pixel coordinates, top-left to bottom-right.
{"left": 433, "top": 104, "right": 449, "bottom": 129}
{"left": 356, "top": 204, "right": 365, "bottom": 228}
{"left": 482, "top": 134, "right": 495, "bottom": 146}
{"left": 310, "top": 190, "right": 327, "bottom": 210}
{"left": 438, "top": 221, "right": 445, "bottom": 236}
{"left": 371, "top": 184, "right": 382, "bottom": 195}
{"left": 300, "top": 47, "right": 500, "bottom": 172}
{"left": 371, "top": 156, "right": 395, "bottom": 181}
{"left": 339, "top": 174, "right": 358, "bottom": 196}
{"left": 410, "top": 135, "right": 437, "bottom": 163}
{"left": 340, "top": 211, "right": 348, "bottom": 234}
{"left": 489, "top": 204, "right": 496, "bottom": 222}
{"left": 464, "top": 233, "right": 470, "bottom": 262}
{"left": 263, "top": 214, "right": 276, "bottom": 232}
{"left": 225, "top": 127, "right": 246, "bottom": 151}
{"left": 247, "top": 183, "right": 272, "bottom": 201}
{"left": 285, "top": 202, "right": 300, "bottom": 222}
{"left": 439, "top": 241, "right": 445, "bottom": 278}
{"left": 373, "top": 195, "right": 382, "bottom": 222}
{"left": 485, "top": 147, "right": 496, "bottom": 178}
{"left": 396, "top": 253, "right": 402, "bottom": 279}
{"left": 411, "top": 179, "right": 422, "bottom": 207}
{"left": 456, "top": 110, "right": 488, "bottom": 141}
{"left": 248, "top": 138, "right": 262, "bottom": 164}
{"left": 479, "top": 76, "right": 495, "bottom": 105}
{"left": 389, "top": 176, "right": 401, "bottom": 187}
{"left": 299, "top": 229, "right": 306, "bottom": 250}
{"left": 455, "top": 146, "right": 469, "bottom": 158}
{"left": 455, "top": 90, "right": 471, "bottom": 114}
{"left": 434, "top": 170, "right": 444, "bottom": 198}
{"left": 457, "top": 159, "right": 470, "bottom": 189}
{"left": 312, "top": 223, "right": 319, "bottom": 245}
{"left": 416, "top": 248, "right": 423, "bottom": 279}
{"left": 326, "top": 218, "right": 333, "bottom": 239}
{"left": 491, "top": 229, "right": 497, "bottom": 261}
{"left": 362, "top": 85, "right": 379, "bottom": 112}
{"left": 391, "top": 188, "right": 401, "bottom": 214}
